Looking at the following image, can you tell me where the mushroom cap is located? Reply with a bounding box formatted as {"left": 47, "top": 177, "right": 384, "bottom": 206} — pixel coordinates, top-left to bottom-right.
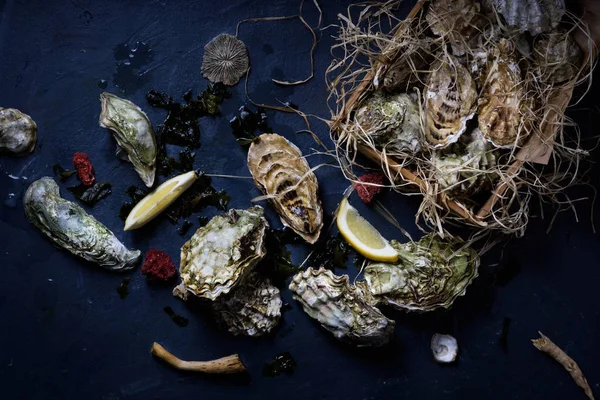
{"left": 201, "top": 33, "right": 249, "bottom": 86}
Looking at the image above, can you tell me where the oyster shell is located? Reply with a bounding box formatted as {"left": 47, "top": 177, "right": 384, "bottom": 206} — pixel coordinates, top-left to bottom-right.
{"left": 431, "top": 333, "right": 458, "bottom": 363}
{"left": 534, "top": 31, "right": 582, "bottom": 84}
{"left": 24, "top": 178, "right": 141, "bottom": 271}
{"left": 364, "top": 233, "right": 479, "bottom": 312}
{"left": 490, "top": 0, "right": 565, "bottom": 35}
{"left": 247, "top": 134, "right": 323, "bottom": 244}
{"left": 176, "top": 206, "right": 268, "bottom": 301}
{"left": 354, "top": 92, "right": 422, "bottom": 154}
{"left": 425, "top": 56, "right": 478, "bottom": 148}
{"left": 0, "top": 108, "right": 37, "bottom": 155}
{"left": 99, "top": 92, "right": 157, "bottom": 187}
{"left": 289, "top": 267, "right": 395, "bottom": 347}
{"left": 478, "top": 39, "right": 525, "bottom": 148}
{"left": 212, "top": 272, "right": 282, "bottom": 337}
{"left": 426, "top": 0, "right": 485, "bottom": 56}
{"left": 374, "top": 48, "right": 431, "bottom": 92}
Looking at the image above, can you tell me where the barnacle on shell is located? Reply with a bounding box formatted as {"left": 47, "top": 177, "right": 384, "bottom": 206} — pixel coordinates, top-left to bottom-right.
{"left": 490, "top": 0, "right": 565, "bottom": 36}
{"left": 201, "top": 34, "right": 249, "bottom": 86}
{"left": 0, "top": 108, "right": 37, "bottom": 155}
{"left": 533, "top": 30, "right": 582, "bottom": 84}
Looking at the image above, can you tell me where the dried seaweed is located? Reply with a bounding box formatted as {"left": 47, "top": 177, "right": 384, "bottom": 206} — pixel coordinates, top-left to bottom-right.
{"left": 67, "top": 182, "right": 112, "bottom": 206}
{"left": 52, "top": 164, "right": 76, "bottom": 182}
{"left": 230, "top": 105, "right": 272, "bottom": 146}
{"left": 304, "top": 233, "right": 351, "bottom": 270}
{"left": 164, "top": 306, "right": 189, "bottom": 327}
{"left": 262, "top": 352, "right": 297, "bottom": 377}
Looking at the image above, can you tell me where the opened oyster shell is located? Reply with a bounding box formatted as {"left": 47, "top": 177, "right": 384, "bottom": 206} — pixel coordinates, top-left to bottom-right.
{"left": 425, "top": 56, "right": 478, "bottom": 148}
{"left": 354, "top": 92, "right": 422, "bottom": 154}
{"left": 426, "top": 0, "right": 485, "bottom": 56}
{"left": 0, "top": 108, "right": 37, "bottom": 155}
{"left": 212, "top": 272, "right": 282, "bottom": 337}
{"left": 247, "top": 134, "right": 323, "bottom": 244}
{"left": 364, "top": 233, "right": 479, "bottom": 312}
{"left": 24, "top": 178, "right": 141, "bottom": 271}
{"left": 533, "top": 31, "right": 582, "bottom": 84}
{"left": 175, "top": 206, "right": 268, "bottom": 301}
{"left": 490, "top": 0, "right": 565, "bottom": 35}
{"left": 289, "top": 267, "right": 395, "bottom": 347}
{"left": 99, "top": 92, "right": 157, "bottom": 187}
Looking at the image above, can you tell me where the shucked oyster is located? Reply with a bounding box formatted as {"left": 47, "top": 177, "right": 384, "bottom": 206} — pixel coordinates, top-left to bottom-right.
{"left": 0, "top": 108, "right": 37, "bottom": 155}
{"left": 175, "top": 206, "right": 267, "bottom": 301}
{"left": 425, "top": 56, "right": 478, "bottom": 148}
{"left": 99, "top": 92, "right": 157, "bottom": 187}
{"left": 212, "top": 272, "right": 282, "bottom": 337}
{"left": 248, "top": 134, "right": 323, "bottom": 244}
{"left": 426, "top": 0, "right": 485, "bottom": 56}
{"left": 534, "top": 30, "right": 582, "bottom": 84}
{"left": 490, "top": 0, "right": 565, "bottom": 36}
{"left": 24, "top": 178, "right": 141, "bottom": 271}
{"left": 364, "top": 233, "right": 479, "bottom": 312}
{"left": 289, "top": 267, "right": 395, "bottom": 347}
{"left": 354, "top": 92, "right": 422, "bottom": 154}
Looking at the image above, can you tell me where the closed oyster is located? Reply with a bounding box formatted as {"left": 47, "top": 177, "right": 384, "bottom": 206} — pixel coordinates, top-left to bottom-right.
{"left": 426, "top": 0, "right": 485, "bottom": 56}
{"left": 24, "top": 178, "right": 141, "bottom": 271}
{"left": 374, "top": 48, "right": 431, "bottom": 92}
{"left": 0, "top": 108, "right": 37, "bottom": 155}
{"left": 364, "top": 233, "right": 479, "bottom": 312}
{"left": 431, "top": 333, "right": 458, "bottom": 363}
{"left": 247, "top": 134, "right": 323, "bottom": 244}
{"left": 212, "top": 272, "right": 282, "bottom": 337}
{"left": 478, "top": 39, "right": 525, "bottom": 148}
{"left": 176, "top": 206, "right": 268, "bottom": 301}
{"left": 354, "top": 92, "right": 422, "bottom": 154}
{"left": 490, "top": 0, "right": 565, "bottom": 35}
{"left": 533, "top": 31, "right": 582, "bottom": 84}
{"left": 425, "top": 56, "right": 478, "bottom": 148}
{"left": 99, "top": 92, "right": 157, "bottom": 187}
{"left": 289, "top": 267, "right": 395, "bottom": 347}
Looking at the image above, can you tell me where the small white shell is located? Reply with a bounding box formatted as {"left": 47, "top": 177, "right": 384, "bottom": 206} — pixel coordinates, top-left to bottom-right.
{"left": 431, "top": 333, "right": 458, "bottom": 363}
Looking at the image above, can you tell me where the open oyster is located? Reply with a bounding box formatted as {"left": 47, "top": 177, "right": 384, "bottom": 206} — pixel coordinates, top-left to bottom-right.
{"left": 354, "top": 92, "right": 422, "bottom": 154}
{"left": 490, "top": 0, "right": 565, "bottom": 35}
{"left": 99, "top": 92, "right": 157, "bottom": 187}
{"left": 24, "top": 178, "right": 141, "bottom": 271}
{"left": 289, "top": 267, "right": 395, "bottom": 347}
{"left": 431, "top": 333, "right": 458, "bottom": 363}
{"left": 534, "top": 31, "right": 582, "bottom": 84}
{"left": 0, "top": 108, "right": 37, "bottom": 155}
{"left": 212, "top": 272, "right": 282, "bottom": 337}
{"left": 175, "top": 206, "right": 268, "bottom": 301}
{"left": 364, "top": 233, "right": 479, "bottom": 312}
{"left": 425, "top": 56, "right": 478, "bottom": 149}
{"left": 247, "top": 134, "right": 323, "bottom": 244}
{"left": 426, "top": 0, "right": 485, "bottom": 56}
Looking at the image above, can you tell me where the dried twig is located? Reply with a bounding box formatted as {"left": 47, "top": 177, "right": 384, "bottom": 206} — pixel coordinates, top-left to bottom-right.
{"left": 150, "top": 342, "right": 247, "bottom": 374}
{"left": 532, "top": 332, "right": 595, "bottom": 400}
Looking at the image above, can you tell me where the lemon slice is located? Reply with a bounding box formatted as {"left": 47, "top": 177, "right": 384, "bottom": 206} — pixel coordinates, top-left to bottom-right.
{"left": 124, "top": 170, "right": 198, "bottom": 231}
{"left": 336, "top": 198, "right": 399, "bottom": 262}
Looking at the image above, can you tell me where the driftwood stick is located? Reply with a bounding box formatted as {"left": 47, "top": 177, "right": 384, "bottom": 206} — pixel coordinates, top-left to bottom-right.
{"left": 150, "top": 342, "right": 247, "bottom": 374}
{"left": 532, "top": 332, "right": 595, "bottom": 400}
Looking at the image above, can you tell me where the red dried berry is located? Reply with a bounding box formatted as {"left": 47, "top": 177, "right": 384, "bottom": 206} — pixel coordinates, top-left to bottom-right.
{"left": 353, "top": 173, "right": 385, "bottom": 204}
{"left": 141, "top": 249, "right": 177, "bottom": 282}
{"left": 73, "top": 152, "right": 95, "bottom": 186}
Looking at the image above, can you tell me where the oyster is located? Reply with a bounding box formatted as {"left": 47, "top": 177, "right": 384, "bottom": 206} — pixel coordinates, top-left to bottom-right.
{"left": 289, "top": 267, "right": 395, "bottom": 347}
{"left": 477, "top": 39, "right": 525, "bottom": 148}
{"left": 374, "top": 48, "right": 431, "bottom": 93}
{"left": 490, "top": 0, "right": 565, "bottom": 35}
{"left": 0, "top": 108, "right": 37, "bottom": 155}
{"left": 354, "top": 92, "right": 422, "bottom": 154}
{"left": 426, "top": 0, "right": 485, "bottom": 56}
{"left": 99, "top": 92, "right": 157, "bottom": 187}
{"left": 364, "top": 233, "right": 479, "bottom": 312}
{"left": 212, "top": 272, "right": 282, "bottom": 337}
{"left": 176, "top": 206, "right": 268, "bottom": 301}
{"left": 24, "top": 177, "right": 141, "bottom": 271}
{"left": 431, "top": 333, "right": 458, "bottom": 363}
{"left": 534, "top": 31, "right": 582, "bottom": 84}
{"left": 247, "top": 134, "right": 323, "bottom": 244}
{"left": 425, "top": 56, "right": 478, "bottom": 148}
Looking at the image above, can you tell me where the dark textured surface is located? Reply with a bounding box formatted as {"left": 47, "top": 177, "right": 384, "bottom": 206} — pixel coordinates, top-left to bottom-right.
{"left": 1, "top": 1, "right": 599, "bottom": 399}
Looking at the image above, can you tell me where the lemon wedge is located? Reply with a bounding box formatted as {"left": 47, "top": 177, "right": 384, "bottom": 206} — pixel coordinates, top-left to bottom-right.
{"left": 124, "top": 170, "right": 198, "bottom": 231}
{"left": 336, "top": 198, "right": 399, "bottom": 262}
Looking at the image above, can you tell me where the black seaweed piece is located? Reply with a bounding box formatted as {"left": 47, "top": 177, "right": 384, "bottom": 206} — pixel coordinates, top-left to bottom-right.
{"left": 198, "top": 216, "right": 209, "bottom": 227}
{"left": 166, "top": 173, "right": 230, "bottom": 221}
{"left": 163, "top": 306, "right": 189, "bottom": 327}
{"left": 262, "top": 352, "right": 297, "bottom": 377}
{"left": 305, "top": 233, "right": 351, "bottom": 270}
{"left": 119, "top": 185, "right": 150, "bottom": 221}
{"left": 52, "top": 164, "right": 76, "bottom": 181}
{"left": 230, "top": 105, "right": 273, "bottom": 147}
{"left": 67, "top": 182, "right": 112, "bottom": 206}
{"left": 177, "top": 220, "right": 193, "bottom": 236}
{"left": 257, "top": 228, "right": 301, "bottom": 287}
{"left": 116, "top": 277, "right": 131, "bottom": 300}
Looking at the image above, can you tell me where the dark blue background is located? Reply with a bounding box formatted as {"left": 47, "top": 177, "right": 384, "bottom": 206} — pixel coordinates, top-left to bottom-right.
{"left": 1, "top": 0, "right": 599, "bottom": 399}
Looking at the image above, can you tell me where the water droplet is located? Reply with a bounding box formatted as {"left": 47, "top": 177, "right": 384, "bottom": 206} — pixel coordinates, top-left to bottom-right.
{"left": 98, "top": 79, "right": 108, "bottom": 89}
{"left": 4, "top": 193, "right": 16, "bottom": 208}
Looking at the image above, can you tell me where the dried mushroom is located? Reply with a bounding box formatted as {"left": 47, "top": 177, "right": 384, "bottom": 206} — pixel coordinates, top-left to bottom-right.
{"left": 201, "top": 34, "right": 249, "bottom": 86}
{"left": 0, "top": 108, "right": 37, "bottom": 155}
{"left": 490, "top": 0, "right": 565, "bottom": 35}
{"left": 431, "top": 333, "right": 458, "bottom": 363}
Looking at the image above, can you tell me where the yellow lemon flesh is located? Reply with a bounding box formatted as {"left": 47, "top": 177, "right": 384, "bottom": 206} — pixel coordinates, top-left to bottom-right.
{"left": 336, "top": 198, "right": 399, "bottom": 263}
{"left": 124, "top": 170, "right": 198, "bottom": 231}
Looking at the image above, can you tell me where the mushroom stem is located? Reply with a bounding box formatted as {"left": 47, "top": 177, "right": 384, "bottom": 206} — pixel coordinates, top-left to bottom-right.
{"left": 150, "top": 342, "right": 247, "bottom": 374}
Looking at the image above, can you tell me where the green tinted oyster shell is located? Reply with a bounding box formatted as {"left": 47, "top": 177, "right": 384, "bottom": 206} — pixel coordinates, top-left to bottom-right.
{"left": 99, "top": 92, "right": 157, "bottom": 187}
{"left": 0, "top": 108, "right": 37, "bottom": 155}
{"left": 24, "top": 177, "right": 141, "bottom": 271}
{"left": 175, "top": 206, "right": 268, "bottom": 301}
{"left": 364, "top": 233, "right": 479, "bottom": 312}
{"left": 289, "top": 267, "right": 395, "bottom": 347}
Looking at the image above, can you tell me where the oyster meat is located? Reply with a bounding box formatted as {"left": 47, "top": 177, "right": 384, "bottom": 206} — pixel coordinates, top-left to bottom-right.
{"left": 364, "top": 233, "right": 479, "bottom": 312}
{"left": 24, "top": 178, "right": 141, "bottom": 271}
{"left": 426, "top": 0, "right": 485, "bottom": 56}
{"left": 247, "top": 134, "right": 323, "bottom": 244}
{"left": 176, "top": 206, "right": 268, "bottom": 301}
{"left": 212, "top": 272, "right": 282, "bottom": 337}
{"left": 425, "top": 56, "right": 478, "bottom": 148}
{"left": 0, "top": 108, "right": 37, "bottom": 155}
{"left": 99, "top": 92, "right": 157, "bottom": 187}
{"left": 431, "top": 333, "right": 458, "bottom": 363}
{"left": 534, "top": 31, "right": 582, "bottom": 84}
{"left": 354, "top": 92, "right": 422, "bottom": 154}
{"left": 289, "top": 267, "right": 395, "bottom": 347}
{"left": 490, "top": 0, "right": 565, "bottom": 35}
